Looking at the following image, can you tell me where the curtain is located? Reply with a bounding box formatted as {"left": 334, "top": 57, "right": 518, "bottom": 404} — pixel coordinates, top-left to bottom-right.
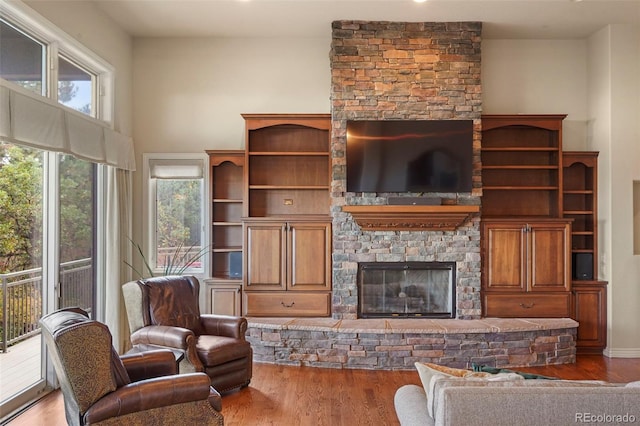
{"left": 0, "top": 81, "right": 135, "bottom": 171}
{"left": 104, "top": 166, "right": 133, "bottom": 353}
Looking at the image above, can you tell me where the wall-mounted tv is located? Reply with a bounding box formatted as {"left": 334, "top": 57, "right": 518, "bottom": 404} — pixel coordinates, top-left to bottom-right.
{"left": 346, "top": 120, "right": 474, "bottom": 193}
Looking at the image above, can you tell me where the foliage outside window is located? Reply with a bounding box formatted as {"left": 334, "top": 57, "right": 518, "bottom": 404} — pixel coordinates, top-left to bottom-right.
{"left": 0, "top": 142, "right": 43, "bottom": 274}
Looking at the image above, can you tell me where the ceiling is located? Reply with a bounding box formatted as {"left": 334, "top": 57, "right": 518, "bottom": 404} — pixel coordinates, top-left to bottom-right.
{"left": 87, "top": 0, "right": 640, "bottom": 40}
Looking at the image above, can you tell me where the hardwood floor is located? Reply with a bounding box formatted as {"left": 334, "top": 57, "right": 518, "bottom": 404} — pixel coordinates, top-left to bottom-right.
{"left": 7, "top": 356, "right": 640, "bottom": 426}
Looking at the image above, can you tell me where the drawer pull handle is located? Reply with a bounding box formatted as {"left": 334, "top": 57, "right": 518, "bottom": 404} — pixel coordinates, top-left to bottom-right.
{"left": 281, "top": 302, "right": 295, "bottom": 308}
{"left": 519, "top": 303, "right": 535, "bottom": 309}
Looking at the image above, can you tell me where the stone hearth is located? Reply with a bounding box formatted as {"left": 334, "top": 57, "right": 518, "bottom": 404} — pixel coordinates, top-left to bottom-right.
{"left": 247, "top": 318, "right": 578, "bottom": 369}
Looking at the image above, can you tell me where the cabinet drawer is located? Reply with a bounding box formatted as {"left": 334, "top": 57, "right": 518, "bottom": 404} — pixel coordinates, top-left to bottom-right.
{"left": 483, "top": 293, "right": 571, "bottom": 317}
{"left": 243, "top": 292, "right": 330, "bottom": 317}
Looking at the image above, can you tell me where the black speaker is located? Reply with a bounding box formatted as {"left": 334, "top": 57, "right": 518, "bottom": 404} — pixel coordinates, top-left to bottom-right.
{"left": 229, "top": 252, "right": 242, "bottom": 278}
{"left": 573, "top": 253, "right": 593, "bottom": 280}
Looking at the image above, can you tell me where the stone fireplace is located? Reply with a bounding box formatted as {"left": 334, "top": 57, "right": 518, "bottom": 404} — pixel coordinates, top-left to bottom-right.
{"left": 329, "top": 21, "right": 483, "bottom": 319}
{"left": 246, "top": 21, "right": 578, "bottom": 370}
{"left": 358, "top": 261, "right": 456, "bottom": 318}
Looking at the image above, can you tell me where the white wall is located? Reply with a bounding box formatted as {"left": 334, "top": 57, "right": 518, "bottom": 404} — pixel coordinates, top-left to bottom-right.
{"left": 25, "top": 1, "right": 133, "bottom": 137}
{"left": 590, "top": 25, "right": 640, "bottom": 357}
{"left": 482, "top": 39, "right": 589, "bottom": 151}
{"left": 132, "top": 37, "right": 331, "bottom": 154}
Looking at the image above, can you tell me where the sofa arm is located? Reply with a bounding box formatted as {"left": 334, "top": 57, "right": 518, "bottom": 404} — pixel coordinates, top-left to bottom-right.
{"left": 121, "top": 349, "right": 177, "bottom": 381}
{"left": 84, "top": 373, "right": 214, "bottom": 424}
{"left": 394, "top": 385, "right": 434, "bottom": 426}
{"left": 130, "top": 325, "right": 194, "bottom": 349}
{"left": 200, "top": 314, "right": 247, "bottom": 339}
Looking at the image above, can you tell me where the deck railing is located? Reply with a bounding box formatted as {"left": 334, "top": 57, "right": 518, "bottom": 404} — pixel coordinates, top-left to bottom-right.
{"left": 0, "top": 258, "right": 93, "bottom": 353}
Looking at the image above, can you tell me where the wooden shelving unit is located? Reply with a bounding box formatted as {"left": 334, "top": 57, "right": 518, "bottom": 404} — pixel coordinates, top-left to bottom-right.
{"left": 563, "top": 151, "right": 608, "bottom": 354}
{"left": 480, "top": 114, "right": 572, "bottom": 318}
{"left": 481, "top": 114, "right": 565, "bottom": 218}
{"left": 241, "top": 114, "right": 332, "bottom": 317}
{"left": 243, "top": 114, "right": 331, "bottom": 218}
{"left": 205, "top": 150, "right": 244, "bottom": 315}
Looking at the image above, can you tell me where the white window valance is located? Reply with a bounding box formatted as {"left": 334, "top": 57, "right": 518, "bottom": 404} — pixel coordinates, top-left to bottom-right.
{"left": 149, "top": 158, "right": 204, "bottom": 179}
{"left": 0, "top": 81, "right": 136, "bottom": 171}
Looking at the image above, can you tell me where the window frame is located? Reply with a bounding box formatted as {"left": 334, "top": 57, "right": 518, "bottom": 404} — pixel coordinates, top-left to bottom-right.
{"left": 1, "top": 0, "right": 115, "bottom": 124}
{"left": 143, "top": 153, "right": 210, "bottom": 278}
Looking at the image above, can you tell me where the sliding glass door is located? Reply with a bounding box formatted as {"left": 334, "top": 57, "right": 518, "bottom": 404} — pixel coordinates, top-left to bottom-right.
{"left": 0, "top": 145, "right": 98, "bottom": 419}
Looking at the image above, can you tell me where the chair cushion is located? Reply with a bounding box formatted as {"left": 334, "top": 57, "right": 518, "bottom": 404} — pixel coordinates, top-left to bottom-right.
{"left": 142, "top": 276, "right": 201, "bottom": 332}
{"left": 196, "top": 335, "right": 252, "bottom": 367}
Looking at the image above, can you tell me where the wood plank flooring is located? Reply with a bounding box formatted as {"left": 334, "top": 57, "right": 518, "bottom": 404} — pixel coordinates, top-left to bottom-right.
{"left": 7, "top": 355, "right": 640, "bottom": 426}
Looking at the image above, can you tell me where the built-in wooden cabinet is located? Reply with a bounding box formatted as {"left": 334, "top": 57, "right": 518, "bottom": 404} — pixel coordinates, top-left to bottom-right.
{"left": 563, "top": 151, "right": 607, "bottom": 353}
{"left": 243, "top": 219, "right": 331, "bottom": 316}
{"left": 205, "top": 150, "right": 244, "bottom": 315}
{"left": 482, "top": 218, "right": 572, "bottom": 317}
{"left": 481, "top": 115, "right": 571, "bottom": 319}
{"left": 241, "top": 114, "right": 332, "bottom": 317}
{"left": 480, "top": 117, "right": 607, "bottom": 353}
{"left": 481, "top": 115, "right": 565, "bottom": 218}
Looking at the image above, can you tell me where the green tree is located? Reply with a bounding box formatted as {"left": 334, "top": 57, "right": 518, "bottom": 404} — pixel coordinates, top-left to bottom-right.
{"left": 155, "top": 179, "right": 202, "bottom": 269}
{"left": 0, "top": 143, "right": 43, "bottom": 273}
{"left": 58, "top": 155, "right": 94, "bottom": 263}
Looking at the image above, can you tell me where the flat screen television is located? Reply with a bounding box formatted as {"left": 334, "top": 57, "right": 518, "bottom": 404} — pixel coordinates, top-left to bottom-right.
{"left": 346, "top": 120, "right": 474, "bottom": 193}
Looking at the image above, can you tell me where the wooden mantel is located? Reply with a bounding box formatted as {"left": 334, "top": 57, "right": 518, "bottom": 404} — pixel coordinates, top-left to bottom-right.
{"left": 342, "top": 205, "right": 480, "bottom": 231}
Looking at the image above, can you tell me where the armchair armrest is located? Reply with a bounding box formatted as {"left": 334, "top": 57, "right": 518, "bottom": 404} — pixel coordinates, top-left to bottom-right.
{"left": 200, "top": 314, "right": 248, "bottom": 339}
{"left": 84, "top": 373, "right": 214, "bottom": 424}
{"left": 130, "top": 325, "right": 194, "bottom": 349}
{"left": 121, "top": 349, "right": 177, "bottom": 381}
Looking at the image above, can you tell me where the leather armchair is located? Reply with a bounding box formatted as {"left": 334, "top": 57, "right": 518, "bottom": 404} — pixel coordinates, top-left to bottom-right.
{"left": 39, "top": 307, "right": 223, "bottom": 426}
{"left": 122, "top": 275, "right": 253, "bottom": 393}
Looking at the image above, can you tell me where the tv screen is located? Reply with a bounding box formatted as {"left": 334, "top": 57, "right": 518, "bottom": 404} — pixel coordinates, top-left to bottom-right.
{"left": 346, "top": 120, "right": 473, "bottom": 193}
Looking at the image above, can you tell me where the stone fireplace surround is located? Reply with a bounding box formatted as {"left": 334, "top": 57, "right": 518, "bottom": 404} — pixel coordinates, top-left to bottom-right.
{"left": 330, "top": 20, "right": 483, "bottom": 320}
{"left": 246, "top": 21, "right": 578, "bottom": 370}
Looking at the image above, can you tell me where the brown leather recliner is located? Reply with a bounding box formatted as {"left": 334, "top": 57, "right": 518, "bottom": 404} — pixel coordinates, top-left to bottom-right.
{"left": 39, "top": 307, "right": 224, "bottom": 426}
{"left": 122, "top": 275, "right": 252, "bottom": 394}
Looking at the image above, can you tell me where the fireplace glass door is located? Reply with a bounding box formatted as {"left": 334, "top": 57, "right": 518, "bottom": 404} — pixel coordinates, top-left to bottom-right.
{"left": 358, "top": 262, "right": 455, "bottom": 318}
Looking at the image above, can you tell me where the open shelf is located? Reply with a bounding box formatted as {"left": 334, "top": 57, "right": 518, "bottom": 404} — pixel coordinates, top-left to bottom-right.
{"left": 207, "top": 150, "right": 245, "bottom": 281}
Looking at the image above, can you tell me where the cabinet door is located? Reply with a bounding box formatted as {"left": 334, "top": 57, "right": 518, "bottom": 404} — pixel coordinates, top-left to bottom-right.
{"left": 208, "top": 284, "right": 241, "bottom": 316}
{"left": 528, "top": 222, "right": 571, "bottom": 292}
{"left": 287, "top": 222, "right": 332, "bottom": 291}
{"left": 245, "top": 222, "right": 286, "bottom": 290}
{"left": 483, "top": 222, "right": 526, "bottom": 291}
{"left": 572, "top": 282, "right": 607, "bottom": 353}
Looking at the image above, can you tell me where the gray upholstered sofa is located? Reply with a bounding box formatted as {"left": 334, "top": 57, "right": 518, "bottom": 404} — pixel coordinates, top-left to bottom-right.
{"left": 395, "top": 376, "right": 640, "bottom": 426}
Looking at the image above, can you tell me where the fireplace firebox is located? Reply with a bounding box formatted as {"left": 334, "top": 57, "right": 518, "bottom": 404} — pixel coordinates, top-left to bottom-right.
{"left": 357, "top": 262, "right": 456, "bottom": 318}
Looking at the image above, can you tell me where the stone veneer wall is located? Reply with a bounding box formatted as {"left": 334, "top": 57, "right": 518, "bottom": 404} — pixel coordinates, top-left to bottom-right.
{"left": 329, "top": 21, "right": 483, "bottom": 319}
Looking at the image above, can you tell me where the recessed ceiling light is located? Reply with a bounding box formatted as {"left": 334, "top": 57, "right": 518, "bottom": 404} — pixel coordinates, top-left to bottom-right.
{"left": 413, "top": 0, "right": 428, "bottom": 3}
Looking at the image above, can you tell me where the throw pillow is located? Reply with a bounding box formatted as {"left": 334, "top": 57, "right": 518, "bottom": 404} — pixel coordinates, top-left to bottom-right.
{"left": 414, "top": 362, "right": 493, "bottom": 419}
{"left": 626, "top": 381, "right": 640, "bottom": 388}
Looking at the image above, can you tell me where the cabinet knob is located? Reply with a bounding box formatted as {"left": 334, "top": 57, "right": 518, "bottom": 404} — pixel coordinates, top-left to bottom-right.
{"left": 519, "top": 302, "right": 535, "bottom": 309}
{"left": 281, "top": 301, "right": 295, "bottom": 308}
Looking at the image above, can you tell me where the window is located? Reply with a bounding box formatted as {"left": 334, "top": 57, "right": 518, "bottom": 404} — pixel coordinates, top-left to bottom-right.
{"left": 58, "top": 56, "right": 96, "bottom": 117}
{"left": 144, "top": 155, "right": 208, "bottom": 277}
{"left": 0, "top": 2, "right": 113, "bottom": 418}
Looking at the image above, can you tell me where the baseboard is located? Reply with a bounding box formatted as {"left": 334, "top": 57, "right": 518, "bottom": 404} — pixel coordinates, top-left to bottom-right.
{"left": 603, "top": 347, "right": 640, "bottom": 358}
